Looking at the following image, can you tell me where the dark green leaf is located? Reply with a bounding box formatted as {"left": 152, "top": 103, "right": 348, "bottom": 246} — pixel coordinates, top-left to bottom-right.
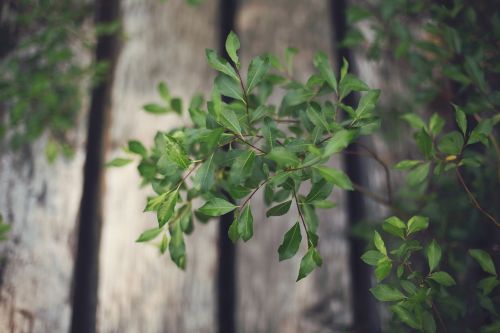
{"left": 429, "top": 271, "right": 456, "bottom": 286}
{"left": 278, "top": 222, "right": 302, "bottom": 261}
{"left": 215, "top": 74, "right": 245, "bottom": 103}
{"left": 407, "top": 162, "right": 430, "bottom": 186}
{"left": 438, "top": 131, "right": 464, "bottom": 155}
{"left": 370, "top": 284, "right": 406, "bottom": 302}
{"left": 453, "top": 104, "right": 467, "bottom": 135}
{"left": 361, "top": 250, "right": 384, "bottom": 266}
{"left": 266, "top": 200, "right": 292, "bottom": 217}
{"left": 314, "top": 166, "right": 353, "bottom": 190}
{"left": 469, "top": 249, "right": 497, "bottom": 275}
{"left": 228, "top": 218, "right": 240, "bottom": 242}
{"left": 205, "top": 49, "right": 239, "bottom": 82}
{"left": 305, "top": 180, "right": 333, "bottom": 203}
{"left": 199, "top": 198, "right": 238, "bottom": 217}
{"left": 238, "top": 205, "right": 253, "bottom": 241}
{"left": 313, "top": 51, "right": 337, "bottom": 92}
{"left": 297, "top": 247, "right": 322, "bottom": 281}
{"left": 426, "top": 240, "right": 441, "bottom": 272}
{"left": 266, "top": 148, "right": 300, "bottom": 167}
{"left": 157, "top": 190, "right": 178, "bottom": 227}
{"left": 247, "top": 55, "right": 270, "bottom": 93}
{"left": 128, "top": 140, "right": 147, "bottom": 157}
{"left": 375, "top": 257, "right": 392, "bottom": 281}
{"left": 169, "top": 220, "right": 186, "bottom": 269}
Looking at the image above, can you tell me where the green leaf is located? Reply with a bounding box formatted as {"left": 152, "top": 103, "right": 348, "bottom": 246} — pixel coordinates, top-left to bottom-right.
{"left": 313, "top": 51, "right": 337, "bottom": 92}
{"left": 356, "top": 90, "right": 380, "bottom": 119}
{"left": 305, "top": 180, "right": 333, "bottom": 203}
{"left": 339, "top": 73, "right": 370, "bottom": 100}
{"left": 375, "top": 257, "right": 392, "bottom": 281}
{"left": 407, "top": 216, "right": 429, "bottom": 236}
{"left": 238, "top": 205, "right": 254, "bottom": 241}
{"left": 247, "top": 55, "right": 270, "bottom": 94}
{"left": 219, "top": 108, "right": 242, "bottom": 136}
{"left": 361, "top": 250, "right": 384, "bottom": 266}
{"left": 225, "top": 31, "right": 240, "bottom": 66}
{"left": 266, "top": 200, "right": 292, "bottom": 217}
{"left": 314, "top": 166, "right": 353, "bottom": 190}
{"left": 143, "top": 103, "right": 168, "bottom": 114}
{"left": 205, "top": 49, "right": 239, "bottom": 82}
{"left": 478, "top": 276, "right": 499, "bottom": 295}
{"left": 105, "top": 157, "right": 133, "bottom": 167}
{"left": 229, "top": 150, "right": 256, "bottom": 184}
{"left": 469, "top": 249, "right": 497, "bottom": 275}
{"left": 391, "top": 304, "right": 421, "bottom": 330}
{"left": 323, "top": 130, "right": 357, "bottom": 156}
{"left": 394, "top": 160, "right": 422, "bottom": 170}
{"left": 285, "top": 47, "right": 298, "bottom": 74}
{"left": 157, "top": 190, "right": 178, "bottom": 227}
{"left": 158, "top": 82, "right": 170, "bottom": 102}
{"left": 407, "top": 162, "right": 430, "bottom": 186}
{"left": 429, "top": 271, "right": 456, "bottom": 286}
{"left": 383, "top": 216, "right": 406, "bottom": 239}
{"left": 228, "top": 218, "right": 240, "bottom": 242}
{"left": 438, "top": 131, "right": 464, "bottom": 155}
{"left": 171, "top": 98, "right": 182, "bottom": 114}
{"left": 429, "top": 113, "right": 445, "bottom": 136}
{"left": 266, "top": 148, "right": 300, "bottom": 167}
{"left": 214, "top": 74, "right": 245, "bottom": 103}
{"left": 163, "top": 135, "right": 191, "bottom": 169}
{"left": 370, "top": 284, "right": 406, "bottom": 302}
{"left": 169, "top": 220, "right": 186, "bottom": 269}
{"left": 136, "top": 227, "right": 163, "bottom": 242}
{"left": 278, "top": 222, "right": 302, "bottom": 261}
{"left": 402, "top": 113, "right": 426, "bottom": 130}
{"left": 426, "top": 240, "right": 442, "bottom": 272}
{"left": 144, "top": 192, "right": 167, "bottom": 212}
{"left": 453, "top": 104, "right": 467, "bottom": 135}
{"left": 306, "top": 105, "right": 330, "bottom": 132}
{"left": 194, "top": 154, "right": 215, "bottom": 192}
{"left": 297, "top": 247, "right": 322, "bottom": 281}
{"left": 128, "top": 140, "right": 147, "bottom": 157}
{"left": 199, "top": 198, "right": 238, "bottom": 217}
{"left": 374, "top": 230, "right": 387, "bottom": 256}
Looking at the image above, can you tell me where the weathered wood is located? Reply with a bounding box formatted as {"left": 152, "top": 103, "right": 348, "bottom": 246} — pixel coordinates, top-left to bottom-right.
{"left": 97, "top": 1, "right": 219, "bottom": 332}
{"left": 235, "top": 1, "right": 353, "bottom": 332}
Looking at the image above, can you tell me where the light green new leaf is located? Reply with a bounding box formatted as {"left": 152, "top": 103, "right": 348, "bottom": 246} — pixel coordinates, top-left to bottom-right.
{"left": 297, "top": 247, "right": 323, "bottom": 281}
{"left": 136, "top": 227, "right": 163, "bottom": 243}
{"left": 106, "top": 157, "right": 133, "bottom": 168}
{"left": 199, "top": 198, "right": 238, "bottom": 217}
{"left": 205, "top": 49, "right": 239, "bottom": 82}
{"left": 278, "top": 222, "right": 302, "bottom": 261}
{"left": 214, "top": 74, "right": 245, "bottom": 103}
{"left": 429, "top": 271, "right": 456, "bottom": 286}
{"left": 429, "top": 113, "right": 445, "bottom": 136}
{"left": 238, "top": 205, "right": 253, "bottom": 241}
{"left": 370, "top": 284, "right": 406, "bottom": 302}
{"left": 266, "top": 200, "right": 292, "bottom": 217}
{"left": 426, "top": 240, "right": 442, "bottom": 272}
{"left": 394, "top": 160, "right": 422, "bottom": 170}
{"left": 313, "top": 51, "right": 337, "bottom": 92}
{"left": 374, "top": 230, "right": 387, "bottom": 256}
{"left": 375, "top": 256, "right": 392, "bottom": 281}
{"left": 163, "top": 135, "right": 191, "bottom": 170}
{"left": 158, "top": 82, "right": 170, "bottom": 102}
{"left": 407, "top": 216, "right": 429, "bottom": 236}
{"left": 247, "top": 55, "right": 270, "bottom": 94}
{"left": 143, "top": 103, "right": 168, "bottom": 114}
{"left": 314, "top": 166, "right": 353, "bottom": 190}
{"left": 469, "top": 249, "right": 497, "bottom": 275}
{"left": 225, "top": 31, "right": 240, "bottom": 67}
{"left": 144, "top": 192, "right": 167, "bottom": 212}
{"left": 402, "top": 113, "right": 426, "bottom": 130}
{"left": 361, "top": 250, "right": 384, "bottom": 266}
{"left": 383, "top": 216, "right": 406, "bottom": 239}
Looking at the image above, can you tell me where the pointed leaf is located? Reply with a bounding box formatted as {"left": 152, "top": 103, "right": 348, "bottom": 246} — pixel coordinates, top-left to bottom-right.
{"left": 136, "top": 227, "right": 163, "bottom": 242}
{"left": 225, "top": 31, "right": 240, "bottom": 66}
{"left": 469, "top": 249, "right": 497, "bottom": 275}
{"left": 297, "top": 247, "right": 322, "bottom": 281}
{"left": 426, "top": 240, "right": 441, "bottom": 272}
{"left": 247, "top": 55, "right": 270, "bottom": 93}
{"left": 278, "top": 222, "right": 302, "bottom": 261}
{"left": 314, "top": 166, "right": 353, "bottom": 190}
{"left": 266, "top": 200, "right": 292, "bottom": 217}
{"left": 199, "top": 198, "right": 238, "bottom": 217}
{"left": 238, "top": 205, "right": 253, "bottom": 241}
{"left": 205, "top": 49, "right": 239, "bottom": 82}
{"left": 370, "top": 284, "right": 406, "bottom": 302}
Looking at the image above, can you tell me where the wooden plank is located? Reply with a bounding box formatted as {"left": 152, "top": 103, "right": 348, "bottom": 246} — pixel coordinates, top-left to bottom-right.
{"left": 97, "top": 1, "right": 219, "bottom": 332}
{"left": 235, "top": 1, "right": 353, "bottom": 331}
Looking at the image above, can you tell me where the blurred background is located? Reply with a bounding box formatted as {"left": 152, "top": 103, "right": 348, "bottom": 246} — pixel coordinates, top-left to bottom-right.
{"left": 0, "top": 0, "right": 499, "bottom": 333}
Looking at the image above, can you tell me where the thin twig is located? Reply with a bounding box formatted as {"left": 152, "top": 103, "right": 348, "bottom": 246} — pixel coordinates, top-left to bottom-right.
{"left": 237, "top": 136, "right": 267, "bottom": 154}
{"left": 357, "top": 142, "right": 393, "bottom": 204}
{"left": 455, "top": 168, "right": 500, "bottom": 227}
{"left": 293, "top": 188, "right": 311, "bottom": 247}
{"left": 235, "top": 68, "right": 251, "bottom": 125}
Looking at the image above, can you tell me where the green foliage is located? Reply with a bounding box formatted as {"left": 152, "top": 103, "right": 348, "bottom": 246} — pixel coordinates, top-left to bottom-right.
{"left": 0, "top": 214, "right": 10, "bottom": 241}
{"left": 117, "top": 32, "right": 380, "bottom": 279}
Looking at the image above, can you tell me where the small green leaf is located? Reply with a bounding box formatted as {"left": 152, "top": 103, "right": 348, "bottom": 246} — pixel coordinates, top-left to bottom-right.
{"left": 278, "top": 222, "right": 302, "bottom": 261}
{"left": 306, "top": 105, "right": 330, "bottom": 132}
{"left": 394, "top": 160, "right": 422, "bottom": 170}
{"left": 429, "top": 113, "right": 445, "bottom": 136}
{"left": 314, "top": 166, "right": 353, "bottom": 190}
{"left": 105, "top": 157, "right": 133, "bottom": 167}
{"left": 199, "top": 198, "right": 238, "bottom": 217}
{"left": 374, "top": 230, "right": 387, "bottom": 256}
{"left": 136, "top": 227, "right": 163, "bottom": 242}
{"left": 238, "top": 205, "right": 254, "bottom": 241}
{"left": 356, "top": 89, "right": 380, "bottom": 119}
{"left": 339, "top": 74, "right": 369, "bottom": 100}
{"left": 266, "top": 148, "right": 300, "bottom": 167}
{"left": 128, "top": 140, "right": 147, "bottom": 157}
{"left": 438, "top": 131, "right": 464, "bottom": 155}
{"left": 375, "top": 257, "right": 392, "bottom": 281}
{"left": 171, "top": 98, "right": 182, "bottom": 114}
{"left": 391, "top": 304, "right": 421, "bottom": 330}
{"left": 169, "top": 220, "right": 186, "bottom": 269}
{"left": 266, "top": 200, "right": 292, "bottom": 217}
{"left": 297, "top": 247, "right": 322, "bottom": 281}
{"left": 313, "top": 51, "right": 337, "bottom": 92}
{"left": 229, "top": 150, "right": 256, "bottom": 184}
{"left": 402, "top": 113, "right": 426, "bottom": 130}
{"left": 453, "top": 105, "right": 467, "bottom": 135}
{"left": 157, "top": 190, "right": 178, "bottom": 227}
{"left": 247, "top": 55, "right": 270, "bottom": 94}
{"left": 429, "top": 271, "right": 456, "bottom": 286}
{"left": 219, "top": 108, "right": 242, "bottom": 136}
{"left": 361, "top": 250, "right": 384, "bottom": 266}
{"left": 407, "top": 162, "right": 430, "bottom": 186}
{"left": 163, "top": 135, "right": 191, "bottom": 169}
{"left": 144, "top": 192, "right": 167, "bottom": 212}
{"left": 305, "top": 180, "right": 333, "bottom": 203}
{"left": 370, "top": 284, "right": 406, "bottom": 302}
{"left": 426, "top": 240, "right": 442, "bottom": 272}
{"left": 215, "top": 74, "right": 245, "bottom": 103}
{"left": 205, "top": 49, "right": 239, "bottom": 82}
{"left": 407, "top": 216, "right": 429, "bottom": 236}
{"left": 323, "top": 130, "right": 357, "bottom": 156}
{"left": 225, "top": 31, "right": 240, "bottom": 66}
{"left": 228, "top": 218, "right": 240, "bottom": 242}
{"left": 143, "top": 103, "right": 169, "bottom": 114}
{"left": 158, "top": 82, "right": 170, "bottom": 102}
{"left": 194, "top": 154, "right": 215, "bottom": 192}
{"left": 383, "top": 216, "right": 406, "bottom": 239}
{"left": 469, "top": 249, "right": 497, "bottom": 275}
